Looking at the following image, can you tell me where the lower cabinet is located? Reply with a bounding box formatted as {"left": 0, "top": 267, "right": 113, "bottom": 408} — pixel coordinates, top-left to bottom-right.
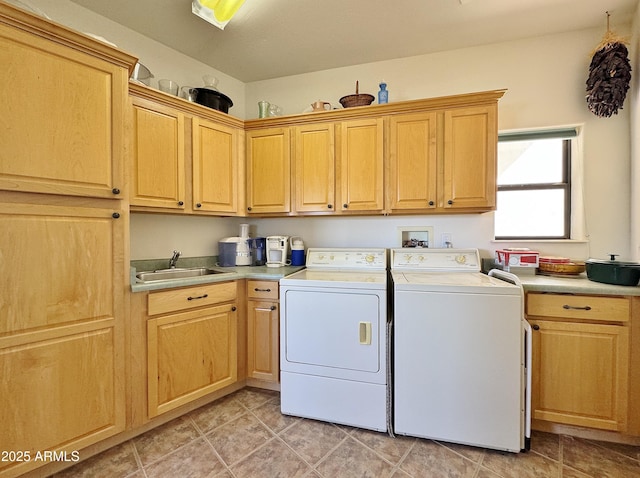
{"left": 146, "top": 282, "right": 238, "bottom": 417}
{"left": 527, "top": 292, "right": 630, "bottom": 432}
{"left": 246, "top": 280, "right": 280, "bottom": 386}
{"left": 0, "top": 197, "right": 126, "bottom": 478}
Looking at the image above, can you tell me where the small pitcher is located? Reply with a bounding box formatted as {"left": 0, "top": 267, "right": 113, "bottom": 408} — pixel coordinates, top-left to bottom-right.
{"left": 311, "top": 100, "right": 331, "bottom": 112}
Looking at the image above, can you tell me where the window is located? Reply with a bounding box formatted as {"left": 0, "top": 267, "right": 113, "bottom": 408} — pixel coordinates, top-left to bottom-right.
{"left": 495, "top": 129, "right": 576, "bottom": 240}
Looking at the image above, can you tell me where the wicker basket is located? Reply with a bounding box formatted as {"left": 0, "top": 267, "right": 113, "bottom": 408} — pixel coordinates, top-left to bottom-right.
{"left": 538, "top": 261, "right": 586, "bottom": 275}
{"left": 339, "top": 80, "right": 374, "bottom": 108}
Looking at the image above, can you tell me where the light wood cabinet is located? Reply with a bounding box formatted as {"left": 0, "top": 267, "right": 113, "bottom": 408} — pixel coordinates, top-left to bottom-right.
{"left": 387, "top": 104, "right": 497, "bottom": 213}
{"left": 0, "top": 12, "right": 132, "bottom": 200}
{"left": 0, "top": 196, "right": 128, "bottom": 478}
{"left": 131, "top": 97, "right": 186, "bottom": 209}
{"left": 147, "top": 282, "right": 238, "bottom": 417}
{"left": 0, "top": 5, "right": 135, "bottom": 477}
{"left": 442, "top": 105, "right": 497, "bottom": 210}
{"left": 129, "top": 85, "right": 243, "bottom": 216}
{"left": 247, "top": 90, "right": 503, "bottom": 217}
{"left": 387, "top": 112, "right": 438, "bottom": 211}
{"left": 339, "top": 118, "right": 385, "bottom": 213}
{"left": 246, "top": 280, "right": 280, "bottom": 387}
{"left": 293, "top": 123, "right": 336, "bottom": 213}
{"left": 527, "top": 292, "right": 630, "bottom": 432}
{"left": 192, "top": 117, "right": 240, "bottom": 213}
{"left": 246, "top": 127, "right": 291, "bottom": 214}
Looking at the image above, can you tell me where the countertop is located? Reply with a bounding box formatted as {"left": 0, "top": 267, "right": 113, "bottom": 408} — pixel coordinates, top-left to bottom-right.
{"left": 130, "top": 261, "right": 304, "bottom": 293}
{"left": 519, "top": 273, "right": 640, "bottom": 296}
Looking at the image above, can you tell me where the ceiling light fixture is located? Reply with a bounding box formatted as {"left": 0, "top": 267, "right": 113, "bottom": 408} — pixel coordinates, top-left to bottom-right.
{"left": 192, "top": 0, "right": 246, "bottom": 30}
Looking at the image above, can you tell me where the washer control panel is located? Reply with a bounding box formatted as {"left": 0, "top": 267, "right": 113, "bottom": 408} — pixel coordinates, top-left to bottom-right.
{"left": 305, "top": 248, "right": 387, "bottom": 270}
{"left": 390, "top": 248, "right": 480, "bottom": 272}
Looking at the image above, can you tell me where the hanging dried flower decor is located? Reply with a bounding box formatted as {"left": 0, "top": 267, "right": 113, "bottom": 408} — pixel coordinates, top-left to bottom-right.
{"left": 586, "top": 12, "right": 632, "bottom": 117}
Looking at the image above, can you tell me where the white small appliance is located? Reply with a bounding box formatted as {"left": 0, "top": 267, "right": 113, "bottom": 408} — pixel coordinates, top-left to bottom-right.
{"left": 266, "top": 235, "right": 289, "bottom": 267}
{"left": 218, "top": 224, "right": 252, "bottom": 266}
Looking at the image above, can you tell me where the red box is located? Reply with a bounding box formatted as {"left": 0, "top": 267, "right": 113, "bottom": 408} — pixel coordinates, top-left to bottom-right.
{"left": 496, "top": 249, "right": 539, "bottom": 268}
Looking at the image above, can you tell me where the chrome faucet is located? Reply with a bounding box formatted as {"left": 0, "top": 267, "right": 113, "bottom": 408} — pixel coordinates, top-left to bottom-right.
{"left": 169, "top": 250, "right": 181, "bottom": 268}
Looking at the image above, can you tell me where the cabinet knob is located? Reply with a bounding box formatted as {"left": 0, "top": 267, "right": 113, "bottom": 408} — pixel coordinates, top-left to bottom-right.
{"left": 112, "top": 212, "right": 120, "bottom": 219}
{"left": 447, "top": 200, "right": 453, "bottom": 205}
{"left": 428, "top": 200, "right": 434, "bottom": 206}
{"left": 178, "top": 201, "right": 184, "bottom": 206}
{"left": 231, "top": 306, "right": 237, "bottom": 311}
{"left": 343, "top": 203, "right": 348, "bottom": 209}
{"left": 196, "top": 203, "right": 202, "bottom": 208}
{"left": 112, "top": 188, "right": 120, "bottom": 195}
{"left": 532, "top": 324, "right": 540, "bottom": 330}
{"left": 247, "top": 207, "right": 252, "bottom": 211}
{"left": 327, "top": 204, "right": 333, "bottom": 209}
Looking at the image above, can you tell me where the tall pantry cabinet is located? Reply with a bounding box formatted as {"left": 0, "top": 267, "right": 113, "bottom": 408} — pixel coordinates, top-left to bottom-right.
{"left": 0, "top": 5, "right": 136, "bottom": 478}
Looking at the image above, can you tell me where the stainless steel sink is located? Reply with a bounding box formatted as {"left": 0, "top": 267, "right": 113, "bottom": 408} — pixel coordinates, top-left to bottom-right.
{"left": 135, "top": 267, "right": 231, "bottom": 283}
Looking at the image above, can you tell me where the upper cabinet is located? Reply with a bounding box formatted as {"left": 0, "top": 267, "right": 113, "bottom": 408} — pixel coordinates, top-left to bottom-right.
{"left": 387, "top": 112, "right": 438, "bottom": 212}
{"left": 339, "top": 118, "right": 385, "bottom": 213}
{"left": 387, "top": 103, "right": 498, "bottom": 214}
{"left": 0, "top": 9, "right": 134, "bottom": 199}
{"left": 442, "top": 105, "right": 497, "bottom": 211}
{"left": 246, "top": 127, "right": 291, "bottom": 214}
{"left": 246, "top": 89, "right": 504, "bottom": 217}
{"left": 293, "top": 123, "right": 335, "bottom": 213}
{"left": 129, "top": 84, "right": 244, "bottom": 216}
{"left": 192, "top": 117, "right": 240, "bottom": 213}
{"left": 131, "top": 97, "right": 186, "bottom": 209}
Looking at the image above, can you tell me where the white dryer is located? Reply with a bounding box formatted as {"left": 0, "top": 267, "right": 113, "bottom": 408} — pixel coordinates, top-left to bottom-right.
{"left": 280, "top": 248, "right": 388, "bottom": 432}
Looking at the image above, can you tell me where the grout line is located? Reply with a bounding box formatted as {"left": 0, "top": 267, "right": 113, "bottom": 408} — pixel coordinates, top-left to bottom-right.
{"left": 128, "top": 440, "right": 149, "bottom": 478}
{"left": 309, "top": 433, "right": 351, "bottom": 474}
{"left": 391, "top": 438, "right": 417, "bottom": 477}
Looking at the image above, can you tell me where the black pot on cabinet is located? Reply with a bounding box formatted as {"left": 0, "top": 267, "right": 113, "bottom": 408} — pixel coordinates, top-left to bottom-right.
{"left": 194, "top": 88, "right": 233, "bottom": 113}
{"left": 585, "top": 256, "right": 640, "bottom": 286}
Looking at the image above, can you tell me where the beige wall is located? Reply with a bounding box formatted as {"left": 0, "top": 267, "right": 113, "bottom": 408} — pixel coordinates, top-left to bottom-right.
{"left": 25, "top": 0, "right": 638, "bottom": 261}
{"left": 632, "top": 4, "right": 640, "bottom": 262}
{"left": 245, "top": 28, "right": 633, "bottom": 261}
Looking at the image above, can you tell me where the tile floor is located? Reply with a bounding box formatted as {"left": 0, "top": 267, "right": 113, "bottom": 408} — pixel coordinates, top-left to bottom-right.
{"left": 52, "top": 387, "right": 640, "bottom": 478}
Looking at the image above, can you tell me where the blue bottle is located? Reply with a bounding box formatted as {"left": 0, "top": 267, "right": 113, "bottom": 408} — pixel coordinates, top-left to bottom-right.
{"left": 378, "top": 81, "right": 388, "bottom": 104}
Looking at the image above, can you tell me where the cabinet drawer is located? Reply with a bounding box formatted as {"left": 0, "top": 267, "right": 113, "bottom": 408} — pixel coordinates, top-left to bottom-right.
{"left": 247, "top": 280, "right": 279, "bottom": 300}
{"left": 148, "top": 281, "right": 237, "bottom": 316}
{"left": 526, "top": 293, "right": 629, "bottom": 323}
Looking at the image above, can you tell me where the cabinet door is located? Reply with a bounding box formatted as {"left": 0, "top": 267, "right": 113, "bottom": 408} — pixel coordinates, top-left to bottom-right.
{"left": 0, "top": 24, "right": 128, "bottom": 199}
{"left": 293, "top": 123, "right": 335, "bottom": 213}
{"left": 131, "top": 99, "right": 186, "bottom": 209}
{"left": 192, "top": 117, "right": 239, "bottom": 214}
{"left": 246, "top": 128, "right": 291, "bottom": 214}
{"left": 530, "top": 319, "right": 629, "bottom": 431}
{"left": 0, "top": 201, "right": 125, "bottom": 477}
{"left": 339, "top": 118, "right": 384, "bottom": 212}
{"left": 147, "top": 304, "right": 238, "bottom": 417}
{"left": 388, "top": 112, "right": 438, "bottom": 211}
{"left": 442, "top": 105, "right": 497, "bottom": 209}
{"left": 247, "top": 299, "right": 279, "bottom": 383}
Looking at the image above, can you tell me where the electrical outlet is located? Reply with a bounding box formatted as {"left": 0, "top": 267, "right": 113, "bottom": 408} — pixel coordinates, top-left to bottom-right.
{"left": 441, "top": 233, "right": 452, "bottom": 248}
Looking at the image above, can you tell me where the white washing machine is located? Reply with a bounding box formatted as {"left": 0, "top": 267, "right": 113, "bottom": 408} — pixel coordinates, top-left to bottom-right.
{"left": 280, "top": 248, "right": 388, "bottom": 432}
{"left": 391, "top": 248, "right": 531, "bottom": 452}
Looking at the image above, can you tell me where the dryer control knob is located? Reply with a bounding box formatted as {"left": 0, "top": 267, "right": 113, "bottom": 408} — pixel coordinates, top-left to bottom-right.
{"left": 455, "top": 255, "right": 467, "bottom": 264}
